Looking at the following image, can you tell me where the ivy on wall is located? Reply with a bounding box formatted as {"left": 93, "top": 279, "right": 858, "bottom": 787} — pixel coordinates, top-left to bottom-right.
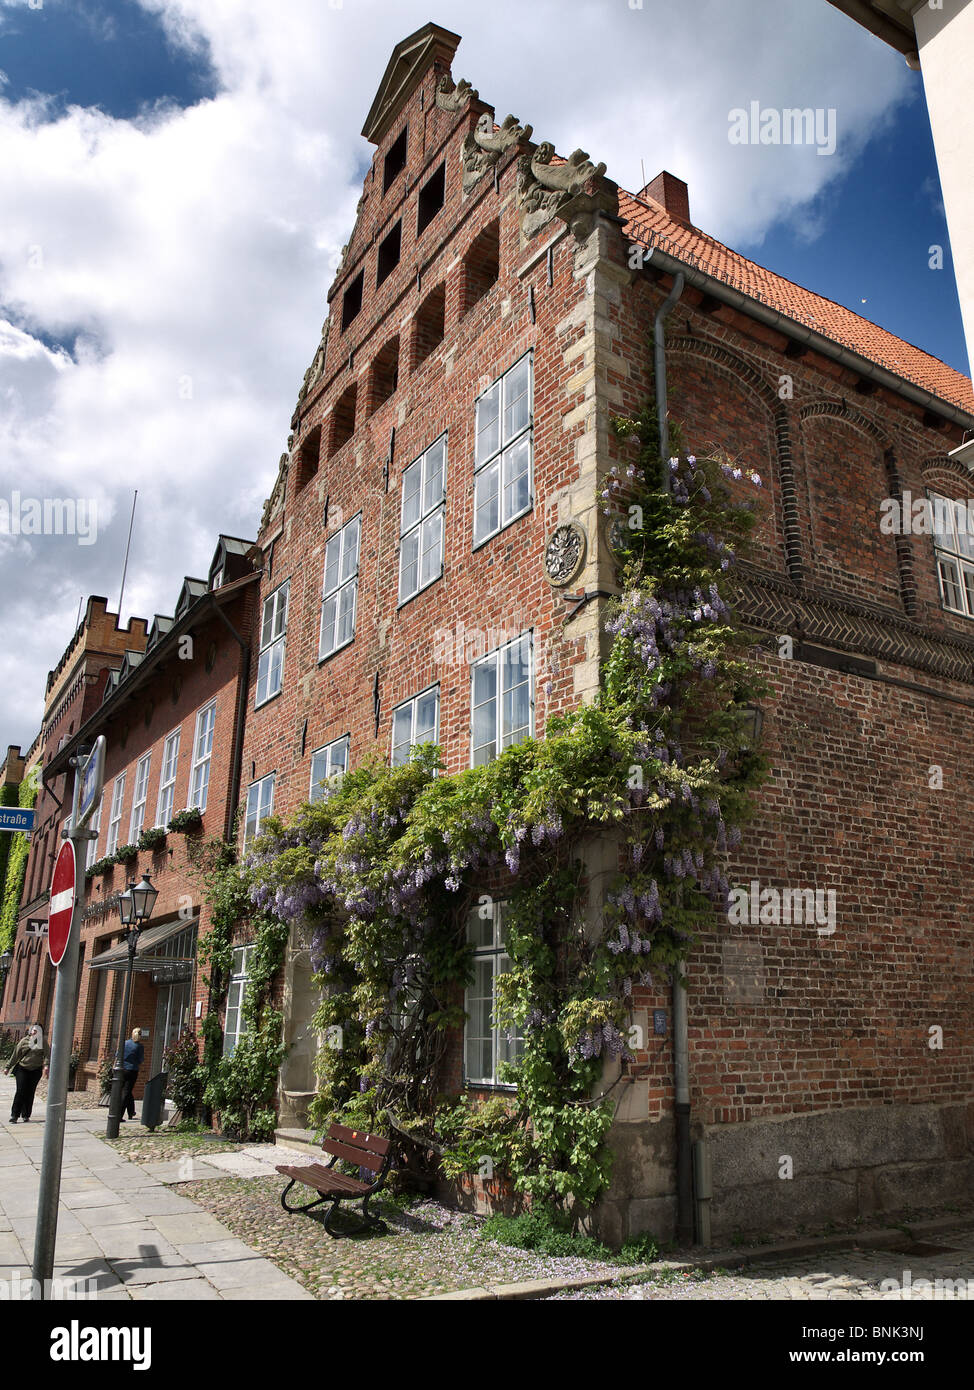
{"left": 200, "top": 403, "right": 769, "bottom": 1210}
{"left": 0, "top": 766, "right": 40, "bottom": 955}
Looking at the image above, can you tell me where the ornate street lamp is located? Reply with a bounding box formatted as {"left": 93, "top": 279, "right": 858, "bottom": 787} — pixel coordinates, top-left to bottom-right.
{"left": 105, "top": 874, "right": 157, "bottom": 1139}
{"left": 0, "top": 949, "right": 12, "bottom": 1009}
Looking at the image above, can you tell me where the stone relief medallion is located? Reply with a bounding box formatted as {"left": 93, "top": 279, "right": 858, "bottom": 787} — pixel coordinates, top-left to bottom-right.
{"left": 544, "top": 522, "right": 587, "bottom": 587}
{"left": 604, "top": 516, "right": 630, "bottom": 563}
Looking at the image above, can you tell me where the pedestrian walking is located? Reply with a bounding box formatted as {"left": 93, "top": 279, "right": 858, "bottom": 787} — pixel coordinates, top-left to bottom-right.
{"left": 120, "top": 1028, "right": 144, "bottom": 1121}
{"left": 6, "top": 1023, "right": 48, "bottom": 1123}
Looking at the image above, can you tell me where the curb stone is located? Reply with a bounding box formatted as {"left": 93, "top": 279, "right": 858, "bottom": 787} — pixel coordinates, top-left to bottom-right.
{"left": 421, "top": 1213, "right": 974, "bottom": 1301}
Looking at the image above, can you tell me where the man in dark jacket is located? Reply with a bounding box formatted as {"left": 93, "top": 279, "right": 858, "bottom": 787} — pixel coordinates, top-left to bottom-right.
{"left": 120, "top": 1028, "right": 144, "bottom": 1122}
{"left": 6, "top": 1023, "right": 47, "bottom": 1122}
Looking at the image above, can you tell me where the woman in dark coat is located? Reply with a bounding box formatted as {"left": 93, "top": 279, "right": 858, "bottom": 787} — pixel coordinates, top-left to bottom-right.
{"left": 6, "top": 1023, "right": 47, "bottom": 1122}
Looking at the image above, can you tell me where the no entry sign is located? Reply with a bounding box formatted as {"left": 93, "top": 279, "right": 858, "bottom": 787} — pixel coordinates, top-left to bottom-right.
{"left": 48, "top": 840, "right": 77, "bottom": 968}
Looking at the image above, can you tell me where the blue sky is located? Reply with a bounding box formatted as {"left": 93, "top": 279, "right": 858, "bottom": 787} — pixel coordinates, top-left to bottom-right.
{"left": 0, "top": 0, "right": 968, "bottom": 750}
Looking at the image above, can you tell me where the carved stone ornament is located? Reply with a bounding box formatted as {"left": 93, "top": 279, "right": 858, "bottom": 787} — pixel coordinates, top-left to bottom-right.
{"left": 604, "top": 515, "right": 630, "bottom": 562}
{"left": 295, "top": 317, "right": 330, "bottom": 412}
{"left": 544, "top": 522, "right": 587, "bottom": 587}
{"left": 260, "top": 452, "right": 289, "bottom": 532}
{"left": 461, "top": 112, "right": 533, "bottom": 194}
{"left": 435, "top": 74, "right": 479, "bottom": 111}
{"left": 518, "top": 141, "right": 609, "bottom": 241}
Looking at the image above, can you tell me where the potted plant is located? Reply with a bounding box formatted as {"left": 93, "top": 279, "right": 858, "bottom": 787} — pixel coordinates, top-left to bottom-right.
{"left": 138, "top": 826, "right": 167, "bottom": 852}
{"left": 168, "top": 808, "right": 203, "bottom": 835}
{"left": 115, "top": 843, "right": 139, "bottom": 866}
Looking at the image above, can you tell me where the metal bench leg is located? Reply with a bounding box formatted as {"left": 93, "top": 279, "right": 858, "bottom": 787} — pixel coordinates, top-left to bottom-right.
{"left": 360, "top": 1193, "right": 387, "bottom": 1233}
{"left": 323, "top": 1198, "right": 343, "bottom": 1238}
{"left": 280, "top": 1179, "right": 329, "bottom": 1215}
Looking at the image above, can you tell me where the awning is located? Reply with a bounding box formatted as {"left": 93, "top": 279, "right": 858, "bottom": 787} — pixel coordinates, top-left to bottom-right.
{"left": 87, "top": 917, "right": 198, "bottom": 973}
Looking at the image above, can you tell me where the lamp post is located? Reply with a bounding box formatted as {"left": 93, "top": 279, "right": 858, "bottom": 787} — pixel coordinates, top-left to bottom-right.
{"left": 0, "top": 949, "right": 12, "bottom": 1010}
{"left": 105, "top": 873, "right": 158, "bottom": 1138}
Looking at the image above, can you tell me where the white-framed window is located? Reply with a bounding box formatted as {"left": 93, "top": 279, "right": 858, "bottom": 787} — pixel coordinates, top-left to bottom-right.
{"left": 85, "top": 795, "right": 103, "bottom": 870}
{"left": 256, "top": 580, "right": 289, "bottom": 706}
{"left": 391, "top": 685, "right": 439, "bottom": 766}
{"left": 309, "top": 736, "right": 349, "bottom": 802}
{"left": 243, "top": 773, "right": 275, "bottom": 851}
{"left": 464, "top": 900, "right": 522, "bottom": 1086}
{"left": 105, "top": 774, "right": 125, "bottom": 856}
{"left": 129, "top": 753, "right": 151, "bottom": 842}
{"left": 319, "top": 515, "right": 361, "bottom": 660}
{"left": 223, "top": 945, "right": 254, "bottom": 1057}
{"left": 189, "top": 700, "right": 216, "bottom": 813}
{"left": 473, "top": 353, "right": 532, "bottom": 546}
{"left": 399, "top": 434, "right": 446, "bottom": 603}
{"left": 155, "top": 728, "right": 181, "bottom": 828}
{"left": 470, "top": 632, "right": 533, "bottom": 766}
{"left": 930, "top": 491, "right": 974, "bottom": 617}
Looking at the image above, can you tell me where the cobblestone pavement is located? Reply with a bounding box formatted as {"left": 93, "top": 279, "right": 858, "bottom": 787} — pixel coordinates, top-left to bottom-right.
{"left": 546, "top": 1227, "right": 974, "bottom": 1300}
{"left": 174, "top": 1174, "right": 622, "bottom": 1299}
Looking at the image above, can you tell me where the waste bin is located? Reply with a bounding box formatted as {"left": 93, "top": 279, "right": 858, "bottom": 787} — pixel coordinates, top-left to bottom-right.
{"left": 140, "top": 1071, "right": 169, "bottom": 1132}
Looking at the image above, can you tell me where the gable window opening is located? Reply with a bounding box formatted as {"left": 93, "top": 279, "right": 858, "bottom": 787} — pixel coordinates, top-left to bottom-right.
{"left": 391, "top": 685, "right": 439, "bottom": 767}
{"left": 341, "top": 270, "right": 364, "bottom": 332}
{"left": 464, "top": 899, "right": 523, "bottom": 1087}
{"left": 398, "top": 434, "right": 446, "bottom": 604}
{"left": 294, "top": 424, "right": 321, "bottom": 494}
{"left": 330, "top": 381, "right": 358, "bottom": 455}
{"left": 417, "top": 161, "right": 446, "bottom": 236}
{"left": 256, "top": 580, "right": 289, "bottom": 707}
{"left": 368, "top": 335, "right": 400, "bottom": 415}
{"left": 473, "top": 352, "right": 533, "bottom": 547}
{"left": 155, "top": 729, "right": 181, "bottom": 828}
{"left": 309, "top": 735, "right": 350, "bottom": 802}
{"left": 319, "top": 514, "right": 361, "bottom": 661}
{"left": 376, "top": 220, "right": 402, "bottom": 288}
{"left": 471, "top": 631, "right": 533, "bottom": 767}
{"left": 129, "top": 752, "right": 151, "bottom": 842}
{"left": 930, "top": 490, "right": 974, "bottom": 617}
{"left": 105, "top": 773, "right": 125, "bottom": 857}
{"left": 411, "top": 283, "right": 445, "bottom": 372}
{"left": 383, "top": 126, "right": 407, "bottom": 194}
{"left": 189, "top": 700, "right": 217, "bottom": 812}
{"left": 243, "top": 773, "right": 275, "bottom": 852}
{"left": 461, "top": 220, "right": 500, "bottom": 317}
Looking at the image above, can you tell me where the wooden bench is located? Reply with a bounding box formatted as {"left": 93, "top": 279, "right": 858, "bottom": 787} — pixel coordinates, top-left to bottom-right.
{"left": 276, "top": 1123, "right": 394, "bottom": 1237}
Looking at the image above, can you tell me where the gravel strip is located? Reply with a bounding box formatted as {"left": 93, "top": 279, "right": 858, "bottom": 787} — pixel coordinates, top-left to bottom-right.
{"left": 173, "top": 1174, "right": 620, "bottom": 1300}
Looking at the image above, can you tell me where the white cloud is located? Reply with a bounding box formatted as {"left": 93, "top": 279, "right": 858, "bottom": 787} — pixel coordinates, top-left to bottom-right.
{"left": 0, "top": 0, "right": 912, "bottom": 748}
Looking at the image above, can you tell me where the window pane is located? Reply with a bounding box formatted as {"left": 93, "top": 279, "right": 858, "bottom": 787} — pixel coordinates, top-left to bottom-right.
{"left": 466, "top": 906, "right": 494, "bottom": 950}
{"left": 475, "top": 382, "right": 500, "bottom": 465}
{"left": 955, "top": 501, "right": 974, "bottom": 559}
{"left": 414, "top": 690, "right": 437, "bottom": 745}
{"left": 502, "top": 435, "right": 531, "bottom": 523}
{"left": 337, "top": 582, "right": 356, "bottom": 646}
{"left": 423, "top": 439, "right": 445, "bottom": 512}
{"left": 341, "top": 518, "right": 360, "bottom": 581}
{"left": 310, "top": 750, "right": 328, "bottom": 799}
{"left": 329, "top": 737, "right": 349, "bottom": 777}
{"left": 420, "top": 510, "right": 443, "bottom": 587}
{"left": 399, "top": 528, "right": 419, "bottom": 602}
{"left": 256, "top": 645, "right": 272, "bottom": 704}
{"left": 964, "top": 565, "right": 974, "bottom": 616}
{"left": 391, "top": 707, "right": 413, "bottom": 765}
{"left": 323, "top": 535, "right": 341, "bottom": 596}
{"left": 402, "top": 460, "right": 422, "bottom": 531}
{"left": 473, "top": 461, "right": 500, "bottom": 544}
{"left": 319, "top": 593, "right": 337, "bottom": 656}
{"left": 503, "top": 356, "right": 530, "bottom": 442}
{"left": 260, "top": 597, "right": 275, "bottom": 649}
{"left": 939, "top": 557, "right": 963, "bottom": 611}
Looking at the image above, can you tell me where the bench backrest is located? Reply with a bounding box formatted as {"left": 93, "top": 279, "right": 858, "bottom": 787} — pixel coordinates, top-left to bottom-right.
{"left": 321, "top": 1122, "right": 391, "bottom": 1174}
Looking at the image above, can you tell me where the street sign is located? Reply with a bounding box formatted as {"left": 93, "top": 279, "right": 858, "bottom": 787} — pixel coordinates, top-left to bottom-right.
{"left": 76, "top": 735, "right": 106, "bottom": 829}
{"left": 26, "top": 918, "right": 48, "bottom": 937}
{"left": 0, "top": 807, "right": 34, "bottom": 832}
{"left": 48, "top": 840, "right": 77, "bottom": 968}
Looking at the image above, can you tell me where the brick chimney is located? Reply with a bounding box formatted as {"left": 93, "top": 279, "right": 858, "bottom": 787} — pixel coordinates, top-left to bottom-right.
{"left": 639, "top": 170, "right": 691, "bottom": 227}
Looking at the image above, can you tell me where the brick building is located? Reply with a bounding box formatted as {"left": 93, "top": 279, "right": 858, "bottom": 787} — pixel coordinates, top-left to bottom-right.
{"left": 232, "top": 23, "right": 974, "bottom": 1241}
{"left": 0, "top": 598, "right": 149, "bottom": 1044}
{"left": 3, "top": 539, "right": 257, "bottom": 1101}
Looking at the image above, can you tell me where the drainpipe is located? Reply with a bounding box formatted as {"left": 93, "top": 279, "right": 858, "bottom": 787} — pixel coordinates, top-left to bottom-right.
{"left": 654, "top": 271, "right": 694, "bottom": 1242}
{"left": 673, "top": 957, "right": 694, "bottom": 1244}
{"left": 207, "top": 595, "right": 251, "bottom": 844}
{"left": 654, "top": 270, "right": 685, "bottom": 488}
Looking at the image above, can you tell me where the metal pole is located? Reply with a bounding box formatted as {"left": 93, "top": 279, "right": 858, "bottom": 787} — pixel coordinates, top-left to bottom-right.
{"left": 105, "top": 931, "right": 138, "bottom": 1140}
{"left": 31, "top": 759, "right": 89, "bottom": 1297}
{"left": 673, "top": 957, "right": 694, "bottom": 1245}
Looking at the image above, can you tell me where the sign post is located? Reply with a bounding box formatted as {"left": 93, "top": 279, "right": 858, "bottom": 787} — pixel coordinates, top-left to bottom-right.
{"left": 31, "top": 736, "right": 104, "bottom": 1298}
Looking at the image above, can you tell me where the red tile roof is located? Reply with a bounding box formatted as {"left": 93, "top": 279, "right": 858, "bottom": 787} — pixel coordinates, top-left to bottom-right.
{"left": 619, "top": 187, "right": 974, "bottom": 416}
